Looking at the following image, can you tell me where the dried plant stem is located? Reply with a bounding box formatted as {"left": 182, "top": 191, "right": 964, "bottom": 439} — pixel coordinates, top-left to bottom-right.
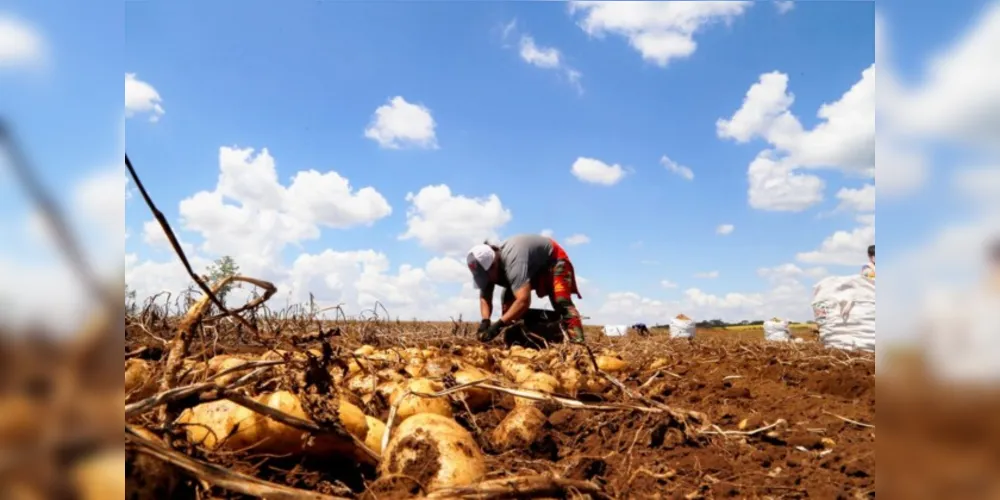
{"left": 424, "top": 474, "right": 611, "bottom": 500}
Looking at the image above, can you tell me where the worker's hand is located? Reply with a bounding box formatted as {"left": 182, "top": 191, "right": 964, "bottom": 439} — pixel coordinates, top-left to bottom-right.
{"left": 477, "top": 319, "right": 490, "bottom": 335}
{"left": 479, "top": 319, "right": 506, "bottom": 342}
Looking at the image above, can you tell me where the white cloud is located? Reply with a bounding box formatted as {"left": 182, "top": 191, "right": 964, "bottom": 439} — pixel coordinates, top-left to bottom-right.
{"left": 364, "top": 96, "right": 438, "bottom": 150}
{"left": 876, "top": 139, "right": 928, "bottom": 198}
{"left": 0, "top": 14, "right": 45, "bottom": 68}
{"left": 718, "top": 65, "right": 874, "bottom": 211}
{"left": 568, "top": 1, "right": 752, "bottom": 67}
{"left": 746, "top": 152, "right": 824, "bottom": 212}
{"left": 952, "top": 167, "right": 1000, "bottom": 211}
{"left": 507, "top": 26, "right": 586, "bottom": 94}
{"left": 796, "top": 218, "right": 875, "bottom": 267}
{"left": 718, "top": 65, "right": 875, "bottom": 175}
{"left": 399, "top": 184, "right": 512, "bottom": 255}
{"left": 660, "top": 280, "right": 678, "bottom": 289}
{"left": 564, "top": 233, "right": 591, "bottom": 246}
{"left": 592, "top": 280, "right": 811, "bottom": 324}
{"left": 519, "top": 35, "right": 561, "bottom": 68}
{"left": 660, "top": 155, "right": 694, "bottom": 180}
{"left": 425, "top": 257, "right": 469, "bottom": 283}
{"left": 774, "top": 1, "right": 795, "bottom": 14}
{"left": 175, "top": 146, "right": 391, "bottom": 276}
{"left": 685, "top": 288, "right": 763, "bottom": 309}
{"left": 571, "top": 157, "right": 627, "bottom": 186}
{"left": 716, "top": 224, "right": 735, "bottom": 235}
{"left": 757, "top": 263, "right": 828, "bottom": 285}
{"left": 540, "top": 228, "right": 555, "bottom": 238}
{"left": 517, "top": 33, "right": 585, "bottom": 94}
{"left": 887, "top": 2, "right": 1000, "bottom": 149}
{"left": 695, "top": 271, "right": 719, "bottom": 279}
{"left": 73, "top": 167, "right": 126, "bottom": 240}
{"left": 125, "top": 73, "right": 165, "bottom": 122}
{"left": 835, "top": 184, "right": 875, "bottom": 213}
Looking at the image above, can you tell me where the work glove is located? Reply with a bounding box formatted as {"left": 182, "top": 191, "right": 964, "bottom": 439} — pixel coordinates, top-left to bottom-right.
{"left": 476, "top": 319, "right": 490, "bottom": 335}
{"left": 479, "top": 319, "right": 507, "bottom": 342}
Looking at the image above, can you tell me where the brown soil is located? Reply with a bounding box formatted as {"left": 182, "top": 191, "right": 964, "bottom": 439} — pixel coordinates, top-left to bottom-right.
{"left": 125, "top": 322, "right": 875, "bottom": 499}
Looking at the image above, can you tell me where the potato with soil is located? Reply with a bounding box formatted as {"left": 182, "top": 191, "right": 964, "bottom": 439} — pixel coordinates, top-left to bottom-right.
{"left": 124, "top": 359, "right": 157, "bottom": 402}
{"left": 516, "top": 372, "right": 560, "bottom": 407}
{"left": 491, "top": 405, "right": 547, "bottom": 451}
{"left": 390, "top": 378, "right": 453, "bottom": 422}
{"left": 452, "top": 365, "right": 495, "bottom": 411}
{"left": 380, "top": 413, "right": 486, "bottom": 491}
{"left": 175, "top": 391, "right": 368, "bottom": 457}
{"left": 596, "top": 354, "right": 629, "bottom": 373}
{"left": 364, "top": 416, "right": 388, "bottom": 454}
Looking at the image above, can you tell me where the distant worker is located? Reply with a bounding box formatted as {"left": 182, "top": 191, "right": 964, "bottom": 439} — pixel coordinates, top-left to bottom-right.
{"left": 862, "top": 245, "right": 875, "bottom": 281}
{"left": 466, "top": 234, "right": 585, "bottom": 344}
{"left": 631, "top": 323, "right": 651, "bottom": 336}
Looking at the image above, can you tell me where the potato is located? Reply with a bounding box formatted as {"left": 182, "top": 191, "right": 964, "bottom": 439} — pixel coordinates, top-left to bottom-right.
{"left": 491, "top": 406, "right": 547, "bottom": 452}
{"left": 404, "top": 357, "right": 427, "bottom": 378}
{"left": 370, "top": 350, "right": 404, "bottom": 364}
{"left": 452, "top": 366, "right": 494, "bottom": 411}
{"left": 596, "top": 355, "right": 629, "bottom": 373}
{"left": 516, "top": 373, "right": 560, "bottom": 407}
{"left": 176, "top": 391, "right": 367, "bottom": 457}
{"left": 364, "top": 416, "right": 387, "bottom": 455}
{"left": 556, "top": 367, "right": 583, "bottom": 397}
{"left": 375, "top": 381, "right": 402, "bottom": 402}
{"left": 510, "top": 346, "right": 539, "bottom": 359}
{"left": 346, "top": 372, "right": 381, "bottom": 397}
{"left": 124, "top": 359, "right": 157, "bottom": 401}
{"left": 176, "top": 399, "right": 262, "bottom": 451}
{"left": 380, "top": 413, "right": 486, "bottom": 491}
{"left": 390, "top": 379, "right": 452, "bottom": 422}
{"left": 354, "top": 345, "right": 376, "bottom": 357}
{"left": 424, "top": 357, "right": 456, "bottom": 377}
{"left": 71, "top": 448, "right": 125, "bottom": 500}
{"left": 583, "top": 376, "right": 610, "bottom": 394}
{"left": 499, "top": 358, "right": 535, "bottom": 384}
{"left": 648, "top": 358, "right": 670, "bottom": 371}
{"left": 178, "top": 359, "right": 207, "bottom": 385}
{"left": 211, "top": 357, "right": 253, "bottom": 385}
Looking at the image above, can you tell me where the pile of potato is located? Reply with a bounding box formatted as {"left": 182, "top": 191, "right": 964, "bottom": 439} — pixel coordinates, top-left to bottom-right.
{"left": 126, "top": 342, "right": 632, "bottom": 494}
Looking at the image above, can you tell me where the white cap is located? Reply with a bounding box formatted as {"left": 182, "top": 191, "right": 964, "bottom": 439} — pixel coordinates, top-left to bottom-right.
{"left": 467, "top": 244, "right": 495, "bottom": 289}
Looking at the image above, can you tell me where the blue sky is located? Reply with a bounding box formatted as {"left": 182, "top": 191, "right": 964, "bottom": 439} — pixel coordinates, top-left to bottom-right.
{"left": 3, "top": 0, "right": 998, "bottom": 328}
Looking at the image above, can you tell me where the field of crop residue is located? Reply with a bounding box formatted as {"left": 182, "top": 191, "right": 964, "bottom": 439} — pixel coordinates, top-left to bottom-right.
{"left": 124, "top": 299, "right": 874, "bottom": 500}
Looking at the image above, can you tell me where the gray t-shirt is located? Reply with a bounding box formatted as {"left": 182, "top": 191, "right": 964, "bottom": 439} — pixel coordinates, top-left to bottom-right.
{"left": 482, "top": 235, "right": 554, "bottom": 296}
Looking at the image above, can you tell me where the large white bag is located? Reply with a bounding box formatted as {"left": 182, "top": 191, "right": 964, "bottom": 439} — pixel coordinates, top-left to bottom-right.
{"left": 811, "top": 275, "right": 875, "bottom": 352}
{"left": 670, "top": 316, "right": 696, "bottom": 339}
{"left": 602, "top": 325, "right": 627, "bottom": 337}
{"left": 763, "top": 318, "right": 791, "bottom": 341}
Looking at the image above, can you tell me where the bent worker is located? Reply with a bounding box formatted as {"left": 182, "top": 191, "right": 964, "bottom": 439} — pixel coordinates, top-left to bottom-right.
{"left": 466, "top": 234, "right": 585, "bottom": 344}
{"left": 862, "top": 245, "right": 875, "bottom": 281}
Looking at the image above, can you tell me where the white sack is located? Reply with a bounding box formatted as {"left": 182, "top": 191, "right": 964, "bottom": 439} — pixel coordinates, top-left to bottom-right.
{"left": 811, "top": 275, "right": 875, "bottom": 352}
{"left": 669, "top": 316, "right": 696, "bottom": 339}
{"left": 763, "top": 318, "right": 791, "bottom": 341}
{"left": 602, "top": 325, "right": 627, "bottom": 337}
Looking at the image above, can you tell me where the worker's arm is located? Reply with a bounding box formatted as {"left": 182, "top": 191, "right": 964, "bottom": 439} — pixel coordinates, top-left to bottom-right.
{"left": 479, "top": 285, "right": 494, "bottom": 321}
{"left": 499, "top": 283, "right": 532, "bottom": 324}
